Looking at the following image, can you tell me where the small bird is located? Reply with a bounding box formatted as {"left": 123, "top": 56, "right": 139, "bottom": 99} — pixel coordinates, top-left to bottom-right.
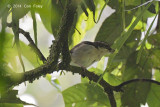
{"left": 70, "top": 41, "right": 115, "bottom": 68}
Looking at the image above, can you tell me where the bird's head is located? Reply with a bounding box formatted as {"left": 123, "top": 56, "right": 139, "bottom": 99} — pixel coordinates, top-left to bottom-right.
{"left": 93, "top": 41, "right": 115, "bottom": 54}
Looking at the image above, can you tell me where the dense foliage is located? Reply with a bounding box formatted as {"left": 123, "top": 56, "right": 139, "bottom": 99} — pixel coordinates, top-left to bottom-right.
{"left": 0, "top": 0, "right": 160, "bottom": 107}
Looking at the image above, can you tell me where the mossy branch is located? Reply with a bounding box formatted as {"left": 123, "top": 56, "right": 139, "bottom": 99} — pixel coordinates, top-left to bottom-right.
{"left": 7, "top": 0, "right": 160, "bottom": 107}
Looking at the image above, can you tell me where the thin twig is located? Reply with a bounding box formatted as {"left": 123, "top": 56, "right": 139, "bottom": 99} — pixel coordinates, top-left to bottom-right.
{"left": 114, "top": 78, "right": 160, "bottom": 92}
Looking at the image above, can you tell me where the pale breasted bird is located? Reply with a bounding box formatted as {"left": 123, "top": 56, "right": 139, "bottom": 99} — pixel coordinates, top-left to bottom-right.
{"left": 70, "top": 41, "right": 115, "bottom": 68}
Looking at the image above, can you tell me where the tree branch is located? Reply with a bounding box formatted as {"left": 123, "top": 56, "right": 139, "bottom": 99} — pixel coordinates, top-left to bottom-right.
{"left": 113, "top": 78, "right": 160, "bottom": 92}
{"left": 12, "top": 64, "right": 117, "bottom": 107}
{"left": 5, "top": 1, "right": 160, "bottom": 107}
{"left": 47, "top": 0, "right": 77, "bottom": 66}
{"left": 7, "top": 23, "right": 47, "bottom": 63}
{"left": 7, "top": 1, "right": 117, "bottom": 106}
{"left": 6, "top": 0, "right": 117, "bottom": 106}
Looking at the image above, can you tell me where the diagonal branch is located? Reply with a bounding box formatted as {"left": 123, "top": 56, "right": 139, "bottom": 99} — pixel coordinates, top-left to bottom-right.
{"left": 7, "top": 0, "right": 117, "bottom": 107}
{"left": 7, "top": 23, "right": 47, "bottom": 63}
{"left": 65, "top": 65, "right": 117, "bottom": 107}
{"left": 12, "top": 63, "right": 117, "bottom": 107}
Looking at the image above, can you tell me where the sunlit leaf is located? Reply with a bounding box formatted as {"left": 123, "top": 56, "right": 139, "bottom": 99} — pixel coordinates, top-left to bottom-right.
{"left": 69, "top": 0, "right": 105, "bottom": 48}
{"left": 62, "top": 83, "right": 110, "bottom": 107}
{"left": 136, "top": 14, "right": 158, "bottom": 64}
{"left": 83, "top": 0, "right": 96, "bottom": 23}
{"left": 95, "top": 11, "right": 133, "bottom": 45}
{"left": 103, "top": 72, "right": 122, "bottom": 86}
{"left": 31, "top": 10, "right": 38, "bottom": 46}
{"left": 3, "top": 33, "right": 40, "bottom": 69}
{"left": 0, "top": 90, "right": 36, "bottom": 106}
{"left": 96, "top": 57, "right": 105, "bottom": 71}
{"left": 12, "top": 8, "right": 26, "bottom": 73}
{"left": 80, "top": 2, "right": 88, "bottom": 17}
{"left": 35, "top": 0, "right": 65, "bottom": 36}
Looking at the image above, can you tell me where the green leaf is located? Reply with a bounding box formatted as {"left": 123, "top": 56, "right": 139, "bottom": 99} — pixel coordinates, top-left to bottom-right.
{"left": 0, "top": 0, "right": 10, "bottom": 18}
{"left": 35, "top": 0, "right": 65, "bottom": 36}
{"left": 62, "top": 83, "right": 110, "bottom": 107}
{"left": 51, "top": 0, "right": 65, "bottom": 36}
{"left": 103, "top": 73, "right": 122, "bottom": 86}
{"left": 35, "top": 0, "right": 52, "bottom": 33}
{"left": 0, "top": 90, "right": 36, "bottom": 106}
{"left": 112, "top": 2, "right": 153, "bottom": 50}
{"left": 96, "top": 57, "right": 105, "bottom": 71}
{"left": 31, "top": 10, "right": 38, "bottom": 46}
{"left": 136, "top": 13, "right": 158, "bottom": 64}
{"left": 97, "top": 1, "right": 153, "bottom": 83}
{"left": 20, "top": 41, "right": 42, "bottom": 67}
{"left": 125, "top": 0, "right": 141, "bottom": 6}
{"left": 95, "top": 11, "right": 133, "bottom": 45}
{"left": 147, "top": 69, "right": 160, "bottom": 107}
{"left": 150, "top": 49, "right": 160, "bottom": 69}
{"left": 0, "top": 104, "right": 23, "bottom": 107}
{"left": 11, "top": 0, "right": 30, "bottom": 19}
{"left": 147, "top": 84, "right": 160, "bottom": 107}
{"left": 113, "top": 30, "right": 141, "bottom": 62}
{"left": 83, "top": 0, "right": 96, "bottom": 23}
{"left": 107, "top": 0, "right": 119, "bottom": 10}
{"left": 12, "top": 9, "right": 26, "bottom": 73}
{"left": 80, "top": 2, "right": 88, "bottom": 17}
{"left": 148, "top": 33, "right": 160, "bottom": 46}
{"left": 89, "top": 67, "right": 103, "bottom": 75}
{"left": 95, "top": 0, "right": 108, "bottom": 23}
{"left": 3, "top": 33, "right": 40, "bottom": 70}
{"left": 121, "top": 51, "right": 152, "bottom": 107}
{"left": 69, "top": 0, "right": 105, "bottom": 48}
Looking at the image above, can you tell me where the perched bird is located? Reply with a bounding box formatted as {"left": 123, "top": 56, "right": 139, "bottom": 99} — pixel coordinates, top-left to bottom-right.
{"left": 70, "top": 41, "right": 115, "bottom": 68}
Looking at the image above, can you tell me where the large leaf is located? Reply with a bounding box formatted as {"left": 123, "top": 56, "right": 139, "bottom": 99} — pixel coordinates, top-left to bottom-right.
{"left": 0, "top": 0, "right": 10, "bottom": 18}
{"left": 31, "top": 10, "right": 38, "bottom": 45}
{"left": 35, "top": 0, "right": 65, "bottom": 36}
{"left": 103, "top": 72, "right": 122, "bottom": 86}
{"left": 147, "top": 70, "right": 160, "bottom": 107}
{"left": 62, "top": 83, "right": 110, "bottom": 107}
{"left": 136, "top": 14, "right": 157, "bottom": 64}
{"left": 148, "top": 33, "right": 160, "bottom": 47}
{"left": 69, "top": 0, "right": 105, "bottom": 48}
{"left": 95, "top": 11, "right": 133, "bottom": 45}
{"left": 3, "top": 33, "right": 40, "bottom": 70}
{"left": 147, "top": 84, "right": 160, "bottom": 107}
{"left": 10, "top": 0, "right": 31, "bottom": 19}
{"left": 96, "top": 2, "right": 153, "bottom": 83}
{"left": 121, "top": 51, "right": 152, "bottom": 107}
{"left": 113, "top": 30, "right": 141, "bottom": 62}
{"left": 0, "top": 90, "right": 36, "bottom": 106}
{"left": 150, "top": 49, "right": 160, "bottom": 69}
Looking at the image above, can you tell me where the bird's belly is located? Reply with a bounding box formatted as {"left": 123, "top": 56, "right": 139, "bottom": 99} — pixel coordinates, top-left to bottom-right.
{"left": 70, "top": 49, "right": 98, "bottom": 67}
